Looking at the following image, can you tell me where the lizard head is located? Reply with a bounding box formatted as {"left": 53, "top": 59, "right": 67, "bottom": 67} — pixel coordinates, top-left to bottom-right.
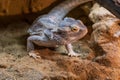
{"left": 58, "top": 17, "right": 88, "bottom": 43}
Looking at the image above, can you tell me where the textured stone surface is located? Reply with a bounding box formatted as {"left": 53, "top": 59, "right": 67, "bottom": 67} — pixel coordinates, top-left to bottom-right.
{"left": 0, "top": 0, "right": 58, "bottom": 24}
{"left": 0, "top": 49, "right": 120, "bottom": 80}
{"left": 0, "top": 0, "right": 56, "bottom": 16}
{"left": 89, "top": 3, "right": 120, "bottom": 68}
{"left": 90, "top": 18, "right": 120, "bottom": 67}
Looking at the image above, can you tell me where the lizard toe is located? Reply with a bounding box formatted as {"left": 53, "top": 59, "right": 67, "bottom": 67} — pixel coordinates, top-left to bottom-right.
{"left": 68, "top": 52, "right": 81, "bottom": 57}
{"left": 29, "top": 51, "right": 41, "bottom": 59}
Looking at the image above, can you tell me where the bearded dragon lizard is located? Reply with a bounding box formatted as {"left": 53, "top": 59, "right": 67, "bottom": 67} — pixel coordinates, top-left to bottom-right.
{"left": 27, "top": 0, "right": 91, "bottom": 58}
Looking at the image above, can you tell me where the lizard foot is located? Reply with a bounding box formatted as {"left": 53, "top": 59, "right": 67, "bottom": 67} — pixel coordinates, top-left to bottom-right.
{"left": 29, "top": 51, "right": 41, "bottom": 59}
{"left": 68, "top": 52, "right": 81, "bottom": 57}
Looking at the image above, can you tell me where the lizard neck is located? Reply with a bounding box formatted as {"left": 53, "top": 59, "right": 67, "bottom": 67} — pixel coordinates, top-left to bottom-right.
{"left": 48, "top": 0, "right": 92, "bottom": 20}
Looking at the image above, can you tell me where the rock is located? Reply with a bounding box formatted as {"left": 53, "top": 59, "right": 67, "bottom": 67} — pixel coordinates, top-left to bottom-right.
{"left": 89, "top": 3, "right": 116, "bottom": 23}
{"left": 1, "top": 49, "right": 120, "bottom": 80}
{"left": 56, "top": 57, "right": 120, "bottom": 80}
{"left": 15, "top": 68, "right": 44, "bottom": 80}
{"left": 0, "top": 0, "right": 57, "bottom": 24}
{"left": 0, "top": 72, "right": 14, "bottom": 80}
{"left": 89, "top": 3, "right": 120, "bottom": 68}
{"left": 0, "top": 0, "right": 56, "bottom": 16}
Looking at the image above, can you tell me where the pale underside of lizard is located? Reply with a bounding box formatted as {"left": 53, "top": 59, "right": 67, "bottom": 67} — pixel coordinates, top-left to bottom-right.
{"left": 27, "top": 0, "right": 92, "bottom": 59}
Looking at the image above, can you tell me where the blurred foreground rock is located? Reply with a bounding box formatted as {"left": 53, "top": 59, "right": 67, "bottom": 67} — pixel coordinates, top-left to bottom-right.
{"left": 0, "top": 49, "right": 120, "bottom": 80}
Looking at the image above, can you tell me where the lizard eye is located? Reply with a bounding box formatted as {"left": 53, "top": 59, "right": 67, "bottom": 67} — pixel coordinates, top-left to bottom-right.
{"left": 71, "top": 26, "right": 79, "bottom": 32}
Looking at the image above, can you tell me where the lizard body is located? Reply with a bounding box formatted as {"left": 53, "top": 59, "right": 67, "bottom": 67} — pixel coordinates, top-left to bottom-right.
{"left": 27, "top": 0, "right": 90, "bottom": 58}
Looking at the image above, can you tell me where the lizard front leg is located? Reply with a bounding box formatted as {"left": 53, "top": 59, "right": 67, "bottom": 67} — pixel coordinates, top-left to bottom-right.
{"left": 65, "top": 43, "right": 81, "bottom": 57}
{"left": 27, "top": 35, "right": 57, "bottom": 59}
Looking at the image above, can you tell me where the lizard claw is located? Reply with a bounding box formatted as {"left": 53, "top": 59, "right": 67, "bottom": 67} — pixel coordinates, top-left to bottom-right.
{"left": 68, "top": 52, "right": 81, "bottom": 57}
{"left": 29, "top": 51, "right": 41, "bottom": 59}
